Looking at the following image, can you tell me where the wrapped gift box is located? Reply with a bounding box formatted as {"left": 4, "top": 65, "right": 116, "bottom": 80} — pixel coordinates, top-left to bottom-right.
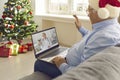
{"left": 27, "top": 42, "right": 33, "bottom": 51}
{"left": 6, "top": 42, "right": 19, "bottom": 56}
{"left": 19, "top": 44, "right": 28, "bottom": 53}
{"left": 0, "top": 46, "right": 12, "bottom": 57}
{"left": 11, "top": 44, "right": 19, "bottom": 56}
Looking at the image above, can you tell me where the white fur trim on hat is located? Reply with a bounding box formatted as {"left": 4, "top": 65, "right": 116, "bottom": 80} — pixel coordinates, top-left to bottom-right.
{"left": 106, "top": 4, "right": 120, "bottom": 18}
{"left": 98, "top": 8, "right": 110, "bottom": 19}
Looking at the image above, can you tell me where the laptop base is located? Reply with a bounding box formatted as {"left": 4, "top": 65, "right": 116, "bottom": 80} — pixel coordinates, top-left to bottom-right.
{"left": 38, "top": 47, "right": 69, "bottom": 62}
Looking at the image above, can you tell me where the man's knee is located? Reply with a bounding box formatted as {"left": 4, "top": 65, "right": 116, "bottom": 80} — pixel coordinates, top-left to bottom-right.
{"left": 34, "top": 60, "right": 42, "bottom": 71}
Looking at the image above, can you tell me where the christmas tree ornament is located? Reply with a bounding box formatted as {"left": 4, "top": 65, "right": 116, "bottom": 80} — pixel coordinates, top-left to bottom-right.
{"left": 2, "top": 12, "right": 7, "bottom": 19}
{"left": 9, "top": 25, "right": 14, "bottom": 29}
{"left": 16, "top": 5, "right": 21, "bottom": 10}
{"left": 29, "top": 11, "right": 32, "bottom": 15}
{"left": 5, "top": 8, "right": 9, "bottom": 11}
{"left": 9, "top": 7, "right": 14, "bottom": 11}
{"left": 2, "top": 15, "right": 6, "bottom": 19}
{"left": 5, "top": 17, "right": 12, "bottom": 20}
{"left": 18, "top": 18, "right": 20, "bottom": 20}
{"left": 14, "top": 9, "right": 18, "bottom": 14}
{"left": 5, "top": 29, "right": 10, "bottom": 33}
{"left": 24, "top": 21, "right": 29, "bottom": 25}
{"left": 4, "top": 24, "right": 8, "bottom": 28}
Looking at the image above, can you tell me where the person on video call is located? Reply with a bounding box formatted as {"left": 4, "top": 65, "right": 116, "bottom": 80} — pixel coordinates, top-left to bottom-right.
{"left": 34, "top": 0, "right": 120, "bottom": 78}
{"left": 41, "top": 32, "right": 52, "bottom": 50}
{"left": 35, "top": 39, "right": 43, "bottom": 52}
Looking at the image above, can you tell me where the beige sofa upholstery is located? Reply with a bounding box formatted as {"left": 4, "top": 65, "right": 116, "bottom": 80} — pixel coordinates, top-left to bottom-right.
{"left": 19, "top": 72, "right": 51, "bottom": 80}
{"left": 20, "top": 46, "right": 120, "bottom": 80}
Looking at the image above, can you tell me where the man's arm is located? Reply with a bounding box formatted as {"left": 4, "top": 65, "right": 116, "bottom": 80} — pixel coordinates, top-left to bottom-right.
{"left": 73, "top": 15, "right": 89, "bottom": 36}
{"left": 73, "top": 15, "right": 82, "bottom": 30}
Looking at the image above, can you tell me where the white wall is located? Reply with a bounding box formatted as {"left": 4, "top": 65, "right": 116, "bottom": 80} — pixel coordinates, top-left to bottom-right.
{"left": 0, "top": 0, "right": 7, "bottom": 18}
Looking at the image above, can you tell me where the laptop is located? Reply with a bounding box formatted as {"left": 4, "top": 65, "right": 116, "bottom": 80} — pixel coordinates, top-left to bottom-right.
{"left": 31, "top": 27, "right": 69, "bottom": 62}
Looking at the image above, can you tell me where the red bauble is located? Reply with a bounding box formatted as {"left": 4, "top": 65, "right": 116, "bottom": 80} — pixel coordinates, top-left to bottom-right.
{"left": 2, "top": 15, "right": 6, "bottom": 19}
{"left": 24, "top": 21, "right": 29, "bottom": 25}
{"left": 29, "top": 11, "right": 32, "bottom": 15}
{"left": 10, "top": 25, "right": 14, "bottom": 29}
{"left": 17, "top": 5, "right": 21, "bottom": 10}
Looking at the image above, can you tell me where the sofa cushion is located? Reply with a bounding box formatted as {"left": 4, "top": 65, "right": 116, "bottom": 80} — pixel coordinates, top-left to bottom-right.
{"left": 54, "top": 46, "right": 120, "bottom": 80}
{"left": 19, "top": 72, "right": 51, "bottom": 80}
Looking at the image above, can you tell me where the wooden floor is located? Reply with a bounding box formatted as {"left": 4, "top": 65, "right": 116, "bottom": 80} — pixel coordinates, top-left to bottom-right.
{"left": 0, "top": 51, "right": 36, "bottom": 80}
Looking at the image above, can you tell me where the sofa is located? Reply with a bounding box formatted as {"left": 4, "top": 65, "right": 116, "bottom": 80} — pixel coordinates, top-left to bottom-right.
{"left": 19, "top": 46, "right": 120, "bottom": 80}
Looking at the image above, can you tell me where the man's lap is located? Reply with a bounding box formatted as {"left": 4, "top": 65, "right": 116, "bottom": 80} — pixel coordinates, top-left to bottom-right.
{"left": 34, "top": 59, "right": 62, "bottom": 78}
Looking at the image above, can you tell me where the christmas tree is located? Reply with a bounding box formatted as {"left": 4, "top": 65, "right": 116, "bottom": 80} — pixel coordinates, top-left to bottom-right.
{"left": 0, "top": 0, "right": 37, "bottom": 44}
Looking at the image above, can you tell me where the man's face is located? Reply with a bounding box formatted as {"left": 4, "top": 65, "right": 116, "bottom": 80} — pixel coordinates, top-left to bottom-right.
{"left": 87, "top": 6, "right": 100, "bottom": 24}
{"left": 87, "top": 6, "right": 94, "bottom": 16}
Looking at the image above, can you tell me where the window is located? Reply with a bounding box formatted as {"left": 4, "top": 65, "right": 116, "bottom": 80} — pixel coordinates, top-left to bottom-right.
{"left": 72, "top": 0, "right": 88, "bottom": 15}
{"left": 35, "top": 0, "right": 88, "bottom": 16}
{"left": 48, "top": 0, "right": 69, "bottom": 14}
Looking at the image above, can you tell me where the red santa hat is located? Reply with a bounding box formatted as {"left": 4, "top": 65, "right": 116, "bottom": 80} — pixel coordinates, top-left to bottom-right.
{"left": 89, "top": 0, "right": 120, "bottom": 19}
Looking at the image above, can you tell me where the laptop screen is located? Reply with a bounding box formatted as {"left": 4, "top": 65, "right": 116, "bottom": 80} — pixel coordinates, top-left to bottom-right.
{"left": 31, "top": 27, "right": 59, "bottom": 58}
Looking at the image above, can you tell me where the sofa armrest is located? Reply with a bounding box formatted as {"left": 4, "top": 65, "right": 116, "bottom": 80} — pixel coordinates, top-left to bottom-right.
{"left": 54, "top": 46, "right": 120, "bottom": 80}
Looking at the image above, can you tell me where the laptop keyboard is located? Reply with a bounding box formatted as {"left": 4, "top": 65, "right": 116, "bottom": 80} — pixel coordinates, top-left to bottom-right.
{"left": 41, "top": 48, "right": 68, "bottom": 62}
{"left": 43, "top": 47, "right": 67, "bottom": 57}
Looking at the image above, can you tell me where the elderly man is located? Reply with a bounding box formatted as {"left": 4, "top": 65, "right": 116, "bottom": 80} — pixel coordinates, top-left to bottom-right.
{"left": 34, "top": 0, "right": 120, "bottom": 78}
